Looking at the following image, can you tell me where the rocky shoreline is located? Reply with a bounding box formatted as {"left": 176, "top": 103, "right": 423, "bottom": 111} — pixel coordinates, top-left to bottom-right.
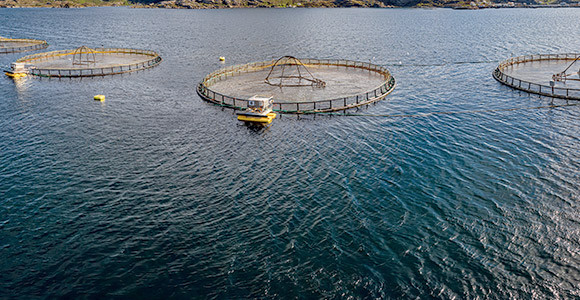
{"left": 0, "top": 0, "right": 128, "bottom": 8}
{"left": 0, "top": 0, "right": 577, "bottom": 9}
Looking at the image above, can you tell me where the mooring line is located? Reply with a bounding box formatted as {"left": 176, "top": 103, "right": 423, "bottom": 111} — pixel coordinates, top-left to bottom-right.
{"left": 383, "top": 60, "right": 498, "bottom": 67}
{"left": 304, "top": 102, "right": 580, "bottom": 118}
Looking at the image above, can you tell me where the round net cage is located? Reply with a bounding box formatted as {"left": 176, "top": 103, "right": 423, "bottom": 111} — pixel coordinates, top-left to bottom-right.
{"left": 15, "top": 46, "right": 162, "bottom": 77}
{"left": 494, "top": 53, "right": 580, "bottom": 100}
{"left": 197, "top": 57, "right": 396, "bottom": 113}
{"left": 0, "top": 36, "right": 48, "bottom": 54}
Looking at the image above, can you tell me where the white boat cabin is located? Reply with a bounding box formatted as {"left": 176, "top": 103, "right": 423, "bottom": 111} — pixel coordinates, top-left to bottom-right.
{"left": 247, "top": 96, "right": 273, "bottom": 113}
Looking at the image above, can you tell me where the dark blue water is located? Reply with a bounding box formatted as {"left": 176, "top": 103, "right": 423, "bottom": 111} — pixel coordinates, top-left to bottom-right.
{"left": 1, "top": 7, "right": 579, "bottom": 298}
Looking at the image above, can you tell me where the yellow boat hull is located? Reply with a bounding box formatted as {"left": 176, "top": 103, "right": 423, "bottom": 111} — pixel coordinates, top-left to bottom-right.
{"left": 5, "top": 72, "right": 27, "bottom": 79}
{"left": 237, "top": 112, "right": 277, "bottom": 124}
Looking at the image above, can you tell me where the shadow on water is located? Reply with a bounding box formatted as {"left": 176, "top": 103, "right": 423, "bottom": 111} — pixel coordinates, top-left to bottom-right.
{"left": 239, "top": 121, "right": 273, "bottom": 133}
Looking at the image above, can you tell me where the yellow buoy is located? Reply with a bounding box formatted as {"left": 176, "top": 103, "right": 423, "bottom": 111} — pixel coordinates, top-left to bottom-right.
{"left": 219, "top": 56, "right": 225, "bottom": 62}
{"left": 94, "top": 95, "right": 105, "bottom": 102}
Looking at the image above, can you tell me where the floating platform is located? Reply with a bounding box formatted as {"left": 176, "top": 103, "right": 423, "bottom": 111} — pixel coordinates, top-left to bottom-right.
{"left": 0, "top": 37, "right": 48, "bottom": 54}
{"left": 4, "top": 71, "right": 27, "bottom": 79}
{"left": 237, "top": 112, "right": 277, "bottom": 124}
{"left": 14, "top": 46, "right": 162, "bottom": 78}
{"left": 494, "top": 53, "right": 580, "bottom": 100}
{"left": 4, "top": 62, "right": 29, "bottom": 79}
{"left": 197, "top": 57, "right": 396, "bottom": 114}
{"left": 236, "top": 95, "right": 277, "bottom": 125}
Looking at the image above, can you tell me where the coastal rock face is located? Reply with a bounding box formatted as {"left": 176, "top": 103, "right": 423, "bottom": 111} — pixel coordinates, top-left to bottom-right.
{"left": 0, "top": 0, "right": 575, "bottom": 8}
{"left": 222, "top": 0, "right": 244, "bottom": 6}
{"left": 0, "top": 0, "right": 127, "bottom": 7}
{"left": 146, "top": 0, "right": 391, "bottom": 7}
{"left": 383, "top": 0, "right": 421, "bottom": 5}
{"left": 0, "top": 0, "right": 425, "bottom": 7}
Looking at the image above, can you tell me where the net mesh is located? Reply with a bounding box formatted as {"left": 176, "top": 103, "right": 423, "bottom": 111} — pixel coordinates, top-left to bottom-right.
{"left": 0, "top": 37, "right": 48, "bottom": 54}
{"left": 198, "top": 57, "right": 396, "bottom": 113}
{"left": 72, "top": 46, "right": 97, "bottom": 66}
{"left": 494, "top": 53, "right": 580, "bottom": 100}
{"left": 264, "top": 56, "right": 326, "bottom": 88}
{"left": 15, "top": 47, "right": 162, "bottom": 78}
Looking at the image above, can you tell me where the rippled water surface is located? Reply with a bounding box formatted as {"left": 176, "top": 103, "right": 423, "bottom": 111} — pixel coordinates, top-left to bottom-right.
{"left": 1, "top": 7, "right": 579, "bottom": 299}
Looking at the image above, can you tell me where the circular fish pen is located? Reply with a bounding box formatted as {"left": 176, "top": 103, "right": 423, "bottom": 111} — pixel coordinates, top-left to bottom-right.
{"left": 15, "top": 46, "right": 162, "bottom": 77}
{"left": 0, "top": 37, "right": 48, "bottom": 54}
{"left": 494, "top": 53, "right": 580, "bottom": 100}
{"left": 197, "top": 57, "right": 396, "bottom": 113}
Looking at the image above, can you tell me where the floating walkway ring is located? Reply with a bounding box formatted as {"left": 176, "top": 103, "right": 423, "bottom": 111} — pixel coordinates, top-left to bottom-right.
{"left": 197, "top": 58, "right": 396, "bottom": 114}
{"left": 16, "top": 47, "right": 162, "bottom": 78}
{"left": 494, "top": 53, "right": 580, "bottom": 100}
{"left": 0, "top": 37, "right": 48, "bottom": 54}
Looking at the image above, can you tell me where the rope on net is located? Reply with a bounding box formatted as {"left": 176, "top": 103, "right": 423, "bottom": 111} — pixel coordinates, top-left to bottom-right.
{"left": 552, "top": 54, "right": 580, "bottom": 83}
{"left": 301, "top": 103, "right": 580, "bottom": 117}
{"left": 72, "top": 46, "right": 97, "bottom": 66}
{"left": 264, "top": 56, "right": 326, "bottom": 88}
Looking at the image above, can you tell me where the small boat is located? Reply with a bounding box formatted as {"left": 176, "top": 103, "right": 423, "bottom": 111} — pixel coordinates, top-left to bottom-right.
{"left": 4, "top": 62, "right": 28, "bottom": 79}
{"left": 237, "top": 96, "right": 277, "bottom": 125}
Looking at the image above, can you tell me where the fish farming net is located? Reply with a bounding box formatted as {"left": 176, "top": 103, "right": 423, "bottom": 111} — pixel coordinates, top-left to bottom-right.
{"left": 197, "top": 58, "right": 396, "bottom": 114}
{"left": 265, "top": 56, "right": 326, "bottom": 88}
{"left": 494, "top": 53, "right": 580, "bottom": 100}
{"left": 0, "top": 37, "right": 48, "bottom": 54}
{"left": 72, "top": 46, "right": 97, "bottom": 66}
{"left": 15, "top": 46, "right": 162, "bottom": 77}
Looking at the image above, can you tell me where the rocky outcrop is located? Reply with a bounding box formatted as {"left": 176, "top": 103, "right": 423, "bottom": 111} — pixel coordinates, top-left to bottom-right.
{"left": 0, "top": 0, "right": 574, "bottom": 8}
{"left": 0, "top": 0, "right": 126, "bottom": 7}
{"left": 384, "top": 0, "right": 421, "bottom": 5}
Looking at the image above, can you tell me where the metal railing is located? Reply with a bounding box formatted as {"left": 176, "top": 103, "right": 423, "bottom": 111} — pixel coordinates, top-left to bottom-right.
{"left": 0, "top": 38, "right": 48, "bottom": 54}
{"left": 16, "top": 48, "right": 162, "bottom": 78}
{"left": 197, "top": 58, "right": 396, "bottom": 114}
{"left": 494, "top": 53, "right": 580, "bottom": 100}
